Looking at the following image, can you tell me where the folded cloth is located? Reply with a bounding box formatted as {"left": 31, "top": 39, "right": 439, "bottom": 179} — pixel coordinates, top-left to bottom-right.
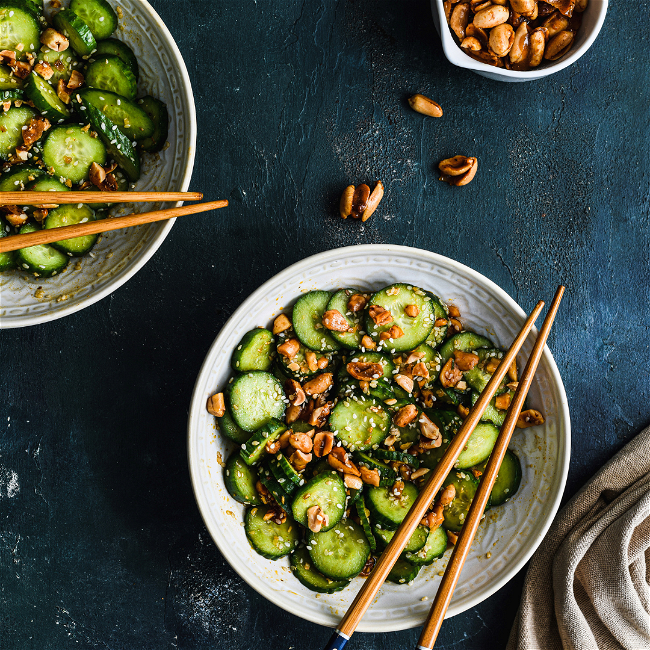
{"left": 507, "top": 426, "right": 650, "bottom": 650}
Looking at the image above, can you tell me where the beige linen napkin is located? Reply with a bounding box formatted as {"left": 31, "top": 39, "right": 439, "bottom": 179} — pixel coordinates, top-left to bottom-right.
{"left": 507, "top": 426, "right": 650, "bottom": 650}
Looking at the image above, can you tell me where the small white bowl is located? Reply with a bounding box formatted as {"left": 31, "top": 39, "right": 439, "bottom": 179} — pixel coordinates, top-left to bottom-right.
{"left": 431, "top": 0, "right": 608, "bottom": 82}
{"left": 187, "top": 244, "right": 571, "bottom": 631}
{"left": 0, "top": 0, "right": 196, "bottom": 328}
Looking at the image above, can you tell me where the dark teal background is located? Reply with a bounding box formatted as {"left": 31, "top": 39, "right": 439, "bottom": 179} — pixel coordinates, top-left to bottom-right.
{"left": 2, "top": 1, "right": 649, "bottom": 648}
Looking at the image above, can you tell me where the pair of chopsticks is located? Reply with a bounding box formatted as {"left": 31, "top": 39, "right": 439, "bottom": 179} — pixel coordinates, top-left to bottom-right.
{"left": 324, "top": 285, "right": 565, "bottom": 650}
{"left": 0, "top": 192, "right": 228, "bottom": 253}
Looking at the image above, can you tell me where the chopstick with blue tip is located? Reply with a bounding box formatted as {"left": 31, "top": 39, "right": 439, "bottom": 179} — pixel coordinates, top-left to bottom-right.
{"left": 323, "top": 300, "right": 545, "bottom": 650}
{"left": 0, "top": 199, "right": 228, "bottom": 253}
{"left": 417, "top": 285, "right": 564, "bottom": 649}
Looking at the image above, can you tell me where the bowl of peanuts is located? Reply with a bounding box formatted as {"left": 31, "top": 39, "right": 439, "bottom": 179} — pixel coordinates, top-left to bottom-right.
{"left": 432, "top": 0, "right": 608, "bottom": 82}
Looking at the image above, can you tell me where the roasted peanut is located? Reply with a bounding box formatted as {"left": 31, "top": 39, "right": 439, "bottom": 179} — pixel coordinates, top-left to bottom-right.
{"left": 273, "top": 313, "right": 292, "bottom": 334}
{"left": 313, "top": 431, "right": 334, "bottom": 457}
{"left": 307, "top": 505, "right": 329, "bottom": 533}
{"left": 404, "top": 304, "right": 420, "bottom": 317}
{"left": 528, "top": 27, "right": 547, "bottom": 67}
{"left": 454, "top": 350, "right": 479, "bottom": 371}
{"left": 285, "top": 405, "right": 302, "bottom": 424}
{"left": 394, "top": 374, "right": 414, "bottom": 394}
{"left": 489, "top": 22, "right": 515, "bottom": 56}
{"left": 327, "top": 446, "right": 360, "bottom": 475}
{"left": 285, "top": 378, "right": 306, "bottom": 406}
{"left": 361, "top": 181, "right": 384, "bottom": 222}
{"left": 394, "top": 404, "right": 418, "bottom": 427}
{"left": 439, "top": 484, "right": 456, "bottom": 506}
{"left": 461, "top": 36, "right": 482, "bottom": 50}
{"left": 360, "top": 466, "right": 380, "bottom": 487}
{"left": 440, "top": 358, "right": 463, "bottom": 388}
{"left": 348, "top": 293, "right": 368, "bottom": 312}
{"left": 473, "top": 4, "right": 509, "bottom": 28}
{"left": 361, "top": 335, "right": 376, "bottom": 350}
{"left": 450, "top": 3, "right": 471, "bottom": 40}
{"left": 509, "top": 21, "right": 530, "bottom": 63}
{"left": 278, "top": 338, "right": 300, "bottom": 359}
{"left": 317, "top": 356, "right": 329, "bottom": 370}
{"left": 289, "top": 449, "right": 312, "bottom": 471}
{"left": 408, "top": 93, "right": 443, "bottom": 118}
{"left": 542, "top": 11, "right": 570, "bottom": 38}
{"left": 322, "top": 309, "right": 349, "bottom": 332}
{"left": 344, "top": 474, "right": 363, "bottom": 490}
{"left": 419, "top": 413, "right": 442, "bottom": 442}
{"left": 494, "top": 392, "right": 512, "bottom": 410}
{"left": 40, "top": 28, "right": 68, "bottom": 52}
{"left": 305, "top": 349, "right": 318, "bottom": 372}
{"left": 379, "top": 325, "right": 404, "bottom": 341}
{"left": 412, "top": 362, "right": 429, "bottom": 379}
{"left": 347, "top": 361, "right": 383, "bottom": 381}
{"left": 368, "top": 305, "right": 392, "bottom": 326}
{"left": 411, "top": 467, "right": 430, "bottom": 481}
{"left": 289, "top": 432, "right": 314, "bottom": 454}
{"left": 545, "top": 30, "right": 574, "bottom": 60}
{"left": 438, "top": 156, "right": 478, "bottom": 187}
{"left": 516, "top": 409, "right": 545, "bottom": 428}
{"left": 510, "top": 0, "right": 535, "bottom": 15}
{"left": 206, "top": 393, "right": 226, "bottom": 417}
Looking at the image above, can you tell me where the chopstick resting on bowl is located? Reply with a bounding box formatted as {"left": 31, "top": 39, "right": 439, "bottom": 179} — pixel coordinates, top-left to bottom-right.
{"left": 416, "top": 285, "right": 565, "bottom": 650}
{"left": 0, "top": 191, "right": 203, "bottom": 205}
{"left": 0, "top": 195, "right": 228, "bottom": 253}
{"left": 323, "top": 299, "right": 546, "bottom": 650}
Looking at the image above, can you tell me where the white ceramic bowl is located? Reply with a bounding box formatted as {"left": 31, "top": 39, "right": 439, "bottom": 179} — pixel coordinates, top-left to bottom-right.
{"left": 0, "top": 0, "right": 196, "bottom": 328}
{"left": 188, "top": 244, "right": 571, "bottom": 631}
{"left": 431, "top": 0, "right": 608, "bottom": 82}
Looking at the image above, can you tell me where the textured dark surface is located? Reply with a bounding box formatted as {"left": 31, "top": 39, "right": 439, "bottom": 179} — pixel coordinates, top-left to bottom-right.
{"left": 1, "top": 1, "right": 649, "bottom": 648}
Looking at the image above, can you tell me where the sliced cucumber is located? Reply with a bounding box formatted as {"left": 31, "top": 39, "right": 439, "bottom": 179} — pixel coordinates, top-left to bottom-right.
{"left": 326, "top": 288, "right": 366, "bottom": 349}
{"left": 0, "top": 64, "right": 24, "bottom": 91}
{"left": 224, "top": 452, "right": 261, "bottom": 506}
{"left": 24, "top": 71, "right": 70, "bottom": 122}
{"left": 15, "top": 222, "right": 68, "bottom": 277}
{"left": 425, "top": 292, "right": 450, "bottom": 348}
{"left": 439, "top": 331, "right": 493, "bottom": 362}
{"left": 374, "top": 449, "right": 419, "bottom": 469}
{"left": 276, "top": 338, "right": 332, "bottom": 380}
{"left": 44, "top": 204, "right": 97, "bottom": 256}
{"left": 291, "top": 471, "right": 346, "bottom": 532}
{"left": 77, "top": 96, "right": 140, "bottom": 181}
{"left": 38, "top": 47, "right": 82, "bottom": 85}
{"left": 343, "top": 351, "right": 395, "bottom": 380}
{"left": 26, "top": 176, "right": 69, "bottom": 192}
{"left": 0, "top": 3, "right": 39, "bottom": 59}
{"left": 387, "top": 557, "right": 421, "bottom": 584}
{"left": 374, "top": 523, "right": 429, "bottom": 554}
{"left": 0, "top": 214, "right": 16, "bottom": 270}
{"left": 85, "top": 53, "right": 137, "bottom": 100}
{"left": 216, "top": 408, "right": 251, "bottom": 444}
{"left": 258, "top": 465, "right": 291, "bottom": 509}
{"left": 290, "top": 547, "right": 350, "bottom": 594}
{"left": 53, "top": 9, "right": 97, "bottom": 57}
{"left": 70, "top": 0, "right": 118, "bottom": 41}
{"left": 231, "top": 328, "right": 274, "bottom": 372}
{"left": 365, "top": 283, "right": 435, "bottom": 353}
{"left": 138, "top": 95, "right": 168, "bottom": 153}
{"left": 329, "top": 394, "right": 390, "bottom": 451}
{"left": 471, "top": 390, "right": 507, "bottom": 427}
{"left": 441, "top": 470, "right": 479, "bottom": 532}
{"left": 454, "top": 423, "right": 500, "bottom": 469}
{"left": 475, "top": 449, "right": 522, "bottom": 506}
{"left": 353, "top": 451, "right": 396, "bottom": 486}
{"left": 0, "top": 88, "right": 22, "bottom": 100}
{"left": 307, "top": 519, "right": 370, "bottom": 580}
{"left": 239, "top": 418, "right": 286, "bottom": 466}
{"left": 0, "top": 105, "right": 36, "bottom": 160}
{"left": 292, "top": 290, "right": 341, "bottom": 352}
{"left": 244, "top": 505, "right": 299, "bottom": 560}
{"left": 228, "top": 372, "right": 286, "bottom": 433}
{"left": 95, "top": 38, "right": 138, "bottom": 79}
{"left": 399, "top": 343, "right": 442, "bottom": 386}
{"left": 0, "top": 164, "right": 44, "bottom": 190}
{"left": 43, "top": 125, "right": 107, "bottom": 183}
{"left": 366, "top": 481, "right": 419, "bottom": 530}
{"left": 405, "top": 526, "right": 448, "bottom": 565}
{"left": 355, "top": 495, "right": 376, "bottom": 552}
{"left": 269, "top": 453, "right": 301, "bottom": 488}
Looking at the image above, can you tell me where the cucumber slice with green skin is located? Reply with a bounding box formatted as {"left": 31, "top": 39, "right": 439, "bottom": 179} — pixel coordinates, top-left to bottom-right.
{"left": 231, "top": 328, "right": 274, "bottom": 372}
{"left": 216, "top": 408, "right": 251, "bottom": 444}
{"left": 276, "top": 339, "right": 334, "bottom": 380}
{"left": 95, "top": 38, "right": 138, "bottom": 79}
{"left": 53, "top": 9, "right": 96, "bottom": 57}
{"left": 463, "top": 365, "right": 505, "bottom": 395}
{"left": 239, "top": 418, "right": 286, "bottom": 466}
{"left": 343, "top": 351, "right": 395, "bottom": 380}
{"left": 43, "top": 125, "right": 107, "bottom": 183}
{"left": 44, "top": 204, "right": 97, "bottom": 256}
{"left": 0, "top": 105, "right": 35, "bottom": 160}
{"left": 433, "top": 384, "right": 468, "bottom": 407}
{"left": 289, "top": 420, "right": 316, "bottom": 434}
{"left": 374, "top": 449, "right": 419, "bottom": 469}
{"left": 326, "top": 288, "right": 366, "bottom": 349}
{"left": 228, "top": 372, "right": 286, "bottom": 433}
{"left": 353, "top": 451, "right": 396, "bottom": 486}
{"left": 70, "top": 0, "right": 118, "bottom": 40}
{"left": 0, "top": 164, "right": 44, "bottom": 190}
{"left": 347, "top": 486, "right": 363, "bottom": 507}
{"left": 374, "top": 524, "right": 429, "bottom": 554}
{"left": 224, "top": 452, "right": 262, "bottom": 506}
{"left": 425, "top": 292, "right": 450, "bottom": 348}
{"left": 307, "top": 519, "right": 370, "bottom": 580}
{"left": 24, "top": 71, "right": 70, "bottom": 122}
{"left": 85, "top": 54, "right": 137, "bottom": 101}
{"left": 38, "top": 47, "right": 82, "bottom": 85}
{"left": 0, "top": 64, "right": 23, "bottom": 91}
{"left": 291, "top": 471, "right": 346, "bottom": 532}
{"left": 245, "top": 505, "right": 300, "bottom": 560}
{"left": 441, "top": 470, "right": 479, "bottom": 532}
{"left": 77, "top": 96, "right": 140, "bottom": 181}
{"left": 0, "top": 88, "right": 22, "bottom": 101}
{"left": 386, "top": 557, "right": 421, "bottom": 584}
{"left": 470, "top": 390, "right": 507, "bottom": 427}
{"left": 26, "top": 176, "right": 68, "bottom": 192}
{"left": 329, "top": 394, "right": 390, "bottom": 452}
{"left": 15, "top": 222, "right": 68, "bottom": 276}
{"left": 474, "top": 449, "right": 522, "bottom": 506}
{"left": 309, "top": 459, "right": 331, "bottom": 478}
{"left": 270, "top": 453, "right": 302, "bottom": 488}
{"left": 138, "top": 95, "right": 168, "bottom": 153}
{"left": 454, "top": 422, "right": 500, "bottom": 469}
{"left": 355, "top": 495, "right": 376, "bottom": 552}
{"left": 366, "top": 481, "right": 419, "bottom": 530}
{"left": 405, "top": 526, "right": 448, "bottom": 565}
{"left": 0, "top": 3, "right": 39, "bottom": 59}
{"left": 439, "top": 331, "right": 493, "bottom": 362}
{"left": 290, "top": 547, "right": 350, "bottom": 594}
{"left": 0, "top": 215, "right": 16, "bottom": 270}
{"left": 259, "top": 466, "right": 292, "bottom": 509}
{"left": 292, "top": 290, "right": 341, "bottom": 352}
{"left": 365, "top": 283, "right": 435, "bottom": 353}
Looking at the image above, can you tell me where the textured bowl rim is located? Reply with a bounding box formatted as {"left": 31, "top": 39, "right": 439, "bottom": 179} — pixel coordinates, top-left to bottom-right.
{"left": 187, "top": 243, "right": 571, "bottom": 631}
{"left": 1, "top": 0, "right": 197, "bottom": 329}
{"left": 432, "top": 0, "right": 608, "bottom": 81}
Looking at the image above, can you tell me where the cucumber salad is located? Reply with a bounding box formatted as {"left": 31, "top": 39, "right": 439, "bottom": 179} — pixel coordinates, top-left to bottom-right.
{"left": 207, "top": 284, "right": 545, "bottom": 592}
{"left": 0, "top": 0, "right": 168, "bottom": 277}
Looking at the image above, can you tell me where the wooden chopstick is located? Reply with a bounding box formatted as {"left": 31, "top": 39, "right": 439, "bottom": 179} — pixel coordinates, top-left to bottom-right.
{"left": 417, "top": 285, "right": 565, "bottom": 650}
{"left": 0, "top": 191, "right": 203, "bottom": 205}
{"left": 0, "top": 200, "right": 228, "bottom": 253}
{"left": 323, "top": 300, "right": 545, "bottom": 650}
